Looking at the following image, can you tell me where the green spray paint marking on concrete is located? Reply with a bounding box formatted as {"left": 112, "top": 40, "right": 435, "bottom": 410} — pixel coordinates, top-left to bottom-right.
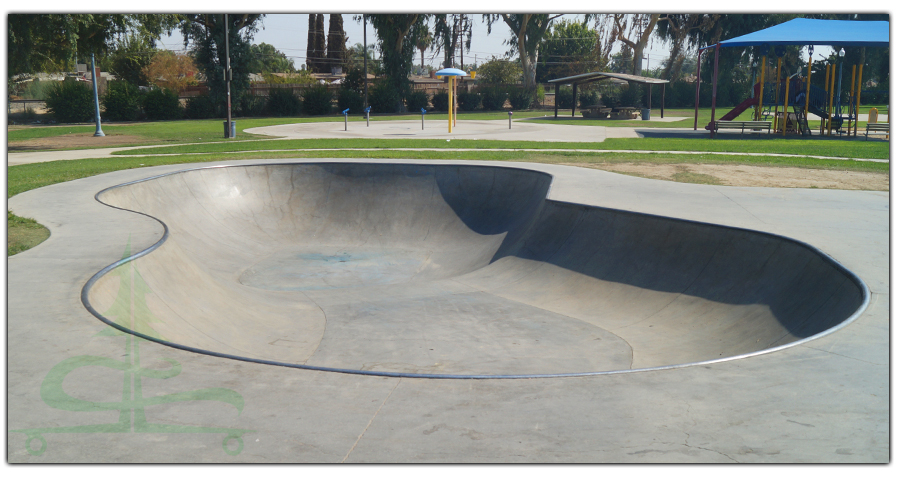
{"left": 11, "top": 238, "right": 253, "bottom": 456}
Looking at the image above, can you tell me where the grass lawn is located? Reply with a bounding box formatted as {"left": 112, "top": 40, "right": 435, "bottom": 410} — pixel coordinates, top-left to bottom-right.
{"left": 7, "top": 112, "right": 521, "bottom": 148}
{"left": 8, "top": 149, "right": 887, "bottom": 201}
{"left": 7, "top": 113, "right": 888, "bottom": 256}
{"left": 7, "top": 211, "right": 50, "bottom": 256}
{"left": 116, "top": 136, "right": 888, "bottom": 160}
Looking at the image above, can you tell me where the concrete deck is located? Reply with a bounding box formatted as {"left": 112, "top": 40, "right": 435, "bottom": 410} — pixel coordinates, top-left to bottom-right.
{"left": 7, "top": 158, "right": 888, "bottom": 463}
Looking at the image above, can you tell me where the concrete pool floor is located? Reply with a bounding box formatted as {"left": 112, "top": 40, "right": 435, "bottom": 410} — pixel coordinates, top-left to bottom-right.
{"left": 6, "top": 155, "right": 888, "bottom": 463}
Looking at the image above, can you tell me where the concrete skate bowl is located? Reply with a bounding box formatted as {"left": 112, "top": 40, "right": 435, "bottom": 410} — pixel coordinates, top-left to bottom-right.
{"left": 84, "top": 163, "right": 869, "bottom": 379}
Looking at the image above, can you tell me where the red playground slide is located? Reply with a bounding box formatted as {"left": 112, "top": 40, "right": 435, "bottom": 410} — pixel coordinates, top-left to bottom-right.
{"left": 719, "top": 83, "right": 762, "bottom": 121}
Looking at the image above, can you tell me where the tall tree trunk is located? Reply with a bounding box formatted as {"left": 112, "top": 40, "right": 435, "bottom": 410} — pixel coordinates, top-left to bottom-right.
{"left": 314, "top": 14, "right": 326, "bottom": 73}
{"left": 306, "top": 14, "right": 315, "bottom": 71}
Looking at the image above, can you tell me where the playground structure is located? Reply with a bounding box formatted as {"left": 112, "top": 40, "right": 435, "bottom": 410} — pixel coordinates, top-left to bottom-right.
{"left": 694, "top": 18, "right": 888, "bottom": 138}
{"left": 716, "top": 46, "right": 865, "bottom": 137}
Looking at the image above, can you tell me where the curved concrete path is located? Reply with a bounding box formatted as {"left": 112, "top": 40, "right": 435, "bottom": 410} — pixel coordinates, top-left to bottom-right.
{"left": 7, "top": 158, "right": 888, "bottom": 462}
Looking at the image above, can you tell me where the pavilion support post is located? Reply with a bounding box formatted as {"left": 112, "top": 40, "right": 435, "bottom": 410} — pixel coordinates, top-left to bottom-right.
{"left": 709, "top": 43, "right": 720, "bottom": 138}
{"left": 848, "top": 65, "right": 856, "bottom": 135}
{"left": 661, "top": 84, "right": 665, "bottom": 118}
{"left": 554, "top": 83, "right": 559, "bottom": 118}
{"left": 572, "top": 83, "right": 577, "bottom": 117}
{"left": 819, "top": 65, "right": 831, "bottom": 135}
{"left": 693, "top": 49, "right": 702, "bottom": 130}
{"left": 828, "top": 64, "right": 836, "bottom": 135}
{"left": 854, "top": 63, "right": 863, "bottom": 136}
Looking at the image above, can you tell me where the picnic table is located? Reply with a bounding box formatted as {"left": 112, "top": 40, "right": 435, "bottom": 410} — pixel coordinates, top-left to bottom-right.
{"left": 580, "top": 105, "right": 612, "bottom": 118}
{"left": 610, "top": 107, "right": 640, "bottom": 120}
{"left": 579, "top": 106, "right": 640, "bottom": 120}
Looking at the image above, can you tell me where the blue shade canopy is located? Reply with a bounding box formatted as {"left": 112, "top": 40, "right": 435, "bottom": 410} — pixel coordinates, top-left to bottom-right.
{"left": 719, "top": 18, "right": 889, "bottom": 47}
{"left": 435, "top": 68, "right": 468, "bottom": 76}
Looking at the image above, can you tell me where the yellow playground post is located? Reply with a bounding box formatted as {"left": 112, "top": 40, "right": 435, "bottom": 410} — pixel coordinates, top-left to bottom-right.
{"left": 804, "top": 50, "right": 812, "bottom": 123}
{"left": 436, "top": 68, "right": 467, "bottom": 133}
{"left": 757, "top": 56, "right": 766, "bottom": 122}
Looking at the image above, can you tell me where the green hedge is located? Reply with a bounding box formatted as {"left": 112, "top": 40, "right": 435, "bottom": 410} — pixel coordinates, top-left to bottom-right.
{"left": 267, "top": 88, "right": 302, "bottom": 116}
{"left": 406, "top": 91, "right": 430, "bottom": 112}
{"left": 431, "top": 91, "right": 449, "bottom": 111}
{"left": 102, "top": 81, "right": 143, "bottom": 121}
{"left": 45, "top": 79, "right": 94, "bottom": 123}
{"left": 143, "top": 88, "right": 183, "bottom": 121}
{"left": 302, "top": 85, "right": 333, "bottom": 115}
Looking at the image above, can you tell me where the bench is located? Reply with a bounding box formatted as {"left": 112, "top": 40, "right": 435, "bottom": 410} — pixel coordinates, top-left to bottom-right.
{"left": 714, "top": 120, "right": 772, "bottom": 135}
{"left": 865, "top": 123, "right": 890, "bottom": 140}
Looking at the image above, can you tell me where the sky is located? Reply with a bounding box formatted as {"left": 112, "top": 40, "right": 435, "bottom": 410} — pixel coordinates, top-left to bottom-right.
{"left": 157, "top": 12, "right": 840, "bottom": 74}
{"left": 157, "top": 14, "right": 681, "bottom": 71}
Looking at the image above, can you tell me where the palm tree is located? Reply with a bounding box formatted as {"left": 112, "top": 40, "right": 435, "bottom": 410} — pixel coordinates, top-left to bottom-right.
{"left": 415, "top": 28, "right": 433, "bottom": 69}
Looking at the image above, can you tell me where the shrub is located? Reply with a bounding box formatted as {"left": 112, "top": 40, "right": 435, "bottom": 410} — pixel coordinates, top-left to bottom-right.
{"left": 102, "top": 81, "right": 144, "bottom": 121}
{"left": 341, "top": 67, "right": 367, "bottom": 94}
{"left": 302, "top": 85, "right": 333, "bottom": 115}
{"left": 431, "top": 91, "right": 449, "bottom": 111}
{"left": 369, "top": 81, "right": 401, "bottom": 113}
{"left": 556, "top": 86, "right": 574, "bottom": 109}
{"left": 579, "top": 89, "right": 600, "bottom": 107}
{"left": 267, "top": 88, "right": 302, "bottom": 116}
{"left": 619, "top": 84, "right": 642, "bottom": 108}
{"left": 142, "top": 88, "right": 183, "bottom": 121}
{"left": 337, "top": 88, "right": 364, "bottom": 113}
{"left": 238, "top": 94, "right": 266, "bottom": 117}
{"left": 184, "top": 94, "right": 218, "bottom": 119}
{"left": 508, "top": 86, "right": 535, "bottom": 110}
{"left": 19, "top": 79, "right": 58, "bottom": 100}
{"left": 479, "top": 86, "right": 507, "bottom": 110}
{"left": 456, "top": 91, "right": 481, "bottom": 111}
{"left": 405, "top": 90, "right": 429, "bottom": 112}
{"left": 45, "top": 79, "right": 94, "bottom": 123}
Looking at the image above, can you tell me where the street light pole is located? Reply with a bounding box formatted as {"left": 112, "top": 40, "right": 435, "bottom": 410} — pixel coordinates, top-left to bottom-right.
{"left": 224, "top": 14, "right": 233, "bottom": 138}
{"left": 363, "top": 14, "right": 368, "bottom": 109}
{"left": 90, "top": 53, "right": 104, "bottom": 137}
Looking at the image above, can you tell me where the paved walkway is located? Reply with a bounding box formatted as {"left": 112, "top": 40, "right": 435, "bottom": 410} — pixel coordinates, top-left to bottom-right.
{"left": 8, "top": 158, "right": 888, "bottom": 462}
{"left": 7, "top": 118, "right": 887, "bottom": 166}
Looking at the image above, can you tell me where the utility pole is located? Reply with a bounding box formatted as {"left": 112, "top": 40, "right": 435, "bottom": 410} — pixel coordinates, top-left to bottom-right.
{"left": 224, "top": 14, "right": 233, "bottom": 138}
{"left": 363, "top": 14, "right": 368, "bottom": 108}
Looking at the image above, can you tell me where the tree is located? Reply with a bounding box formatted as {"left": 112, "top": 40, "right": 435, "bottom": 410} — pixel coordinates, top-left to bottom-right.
{"left": 326, "top": 14, "right": 348, "bottom": 72}
{"left": 345, "top": 42, "right": 379, "bottom": 73}
{"left": 414, "top": 25, "right": 433, "bottom": 69}
{"left": 596, "top": 14, "right": 661, "bottom": 77}
{"left": 536, "top": 19, "right": 601, "bottom": 83}
{"left": 306, "top": 15, "right": 316, "bottom": 72}
{"left": 654, "top": 14, "right": 719, "bottom": 81}
{"left": 8, "top": 14, "right": 181, "bottom": 76}
{"left": 476, "top": 57, "right": 522, "bottom": 85}
{"left": 106, "top": 34, "right": 157, "bottom": 86}
{"left": 249, "top": 43, "right": 296, "bottom": 73}
{"left": 483, "top": 14, "right": 562, "bottom": 91}
{"left": 368, "top": 14, "right": 428, "bottom": 103}
{"left": 180, "top": 14, "right": 264, "bottom": 113}
{"left": 143, "top": 50, "right": 198, "bottom": 93}
{"left": 433, "top": 14, "right": 472, "bottom": 69}
{"left": 314, "top": 14, "right": 326, "bottom": 73}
